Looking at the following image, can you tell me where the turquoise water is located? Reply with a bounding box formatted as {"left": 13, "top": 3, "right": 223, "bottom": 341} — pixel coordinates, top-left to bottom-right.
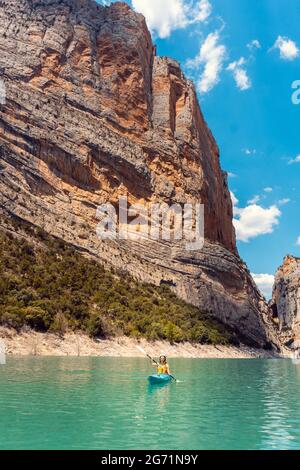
{"left": 1, "top": 357, "right": 300, "bottom": 450}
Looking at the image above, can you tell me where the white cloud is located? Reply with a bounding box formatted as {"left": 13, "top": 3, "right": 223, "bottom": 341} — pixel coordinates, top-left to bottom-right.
{"left": 230, "top": 191, "right": 239, "bottom": 209}
{"left": 288, "top": 155, "right": 300, "bottom": 164}
{"left": 248, "top": 188, "right": 273, "bottom": 205}
{"left": 193, "top": 0, "right": 212, "bottom": 22}
{"left": 234, "top": 205, "right": 281, "bottom": 242}
{"left": 251, "top": 273, "right": 275, "bottom": 299}
{"left": 132, "top": 0, "right": 212, "bottom": 39}
{"left": 278, "top": 198, "right": 290, "bottom": 206}
{"left": 227, "top": 57, "right": 252, "bottom": 91}
{"left": 186, "top": 31, "right": 226, "bottom": 93}
{"left": 227, "top": 172, "right": 237, "bottom": 178}
{"left": 243, "top": 148, "right": 256, "bottom": 156}
{"left": 296, "top": 237, "right": 300, "bottom": 246}
{"left": 247, "top": 39, "right": 261, "bottom": 50}
{"left": 248, "top": 195, "right": 261, "bottom": 205}
{"left": 273, "top": 36, "right": 299, "bottom": 61}
{"left": 234, "top": 69, "right": 252, "bottom": 91}
{"left": 231, "top": 192, "right": 281, "bottom": 242}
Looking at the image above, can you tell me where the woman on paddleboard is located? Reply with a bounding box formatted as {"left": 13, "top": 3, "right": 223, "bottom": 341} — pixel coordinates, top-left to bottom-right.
{"left": 153, "top": 355, "right": 170, "bottom": 375}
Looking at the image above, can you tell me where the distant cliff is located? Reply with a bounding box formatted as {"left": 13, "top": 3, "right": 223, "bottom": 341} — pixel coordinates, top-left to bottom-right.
{"left": 271, "top": 255, "right": 300, "bottom": 348}
{"left": 0, "top": 0, "right": 276, "bottom": 347}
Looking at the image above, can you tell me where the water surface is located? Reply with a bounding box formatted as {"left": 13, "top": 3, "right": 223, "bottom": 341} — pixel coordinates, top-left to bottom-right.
{"left": 1, "top": 357, "right": 300, "bottom": 450}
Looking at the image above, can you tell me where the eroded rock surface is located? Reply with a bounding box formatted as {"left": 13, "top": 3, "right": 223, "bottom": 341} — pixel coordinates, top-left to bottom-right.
{"left": 0, "top": 0, "right": 276, "bottom": 347}
{"left": 271, "top": 256, "right": 300, "bottom": 345}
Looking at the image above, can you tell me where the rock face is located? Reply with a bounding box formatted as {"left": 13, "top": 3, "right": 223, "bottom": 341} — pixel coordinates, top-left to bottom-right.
{"left": 0, "top": 0, "right": 275, "bottom": 347}
{"left": 271, "top": 256, "right": 300, "bottom": 344}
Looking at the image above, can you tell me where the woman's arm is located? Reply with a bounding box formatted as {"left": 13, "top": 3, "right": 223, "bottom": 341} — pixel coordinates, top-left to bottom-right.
{"left": 166, "top": 364, "right": 170, "bottom": 375}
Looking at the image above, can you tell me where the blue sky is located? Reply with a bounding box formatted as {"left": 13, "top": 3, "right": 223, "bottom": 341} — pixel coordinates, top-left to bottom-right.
{"left": 99, "top": 0, "right": 300, "bottom": 297}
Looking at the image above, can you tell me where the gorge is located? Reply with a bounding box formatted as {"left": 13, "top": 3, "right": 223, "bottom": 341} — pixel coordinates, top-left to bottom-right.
{"left": 0, "top": 0, "right": 291, "bottom": 350}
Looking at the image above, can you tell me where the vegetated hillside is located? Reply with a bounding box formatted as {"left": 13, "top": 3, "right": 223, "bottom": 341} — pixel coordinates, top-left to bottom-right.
{"left": 0, "top": 217, "right": 235, "bottom": 345}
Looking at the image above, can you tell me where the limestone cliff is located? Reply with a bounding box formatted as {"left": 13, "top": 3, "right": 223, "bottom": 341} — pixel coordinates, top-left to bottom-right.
{"left": 0, "top": 0, "right": 275, "bottom": 347}
{"left": 271, "top": 256, "right": 300, "bottom": 347}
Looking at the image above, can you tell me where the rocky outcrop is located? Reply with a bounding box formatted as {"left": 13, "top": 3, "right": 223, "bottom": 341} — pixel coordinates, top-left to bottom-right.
{"left": 0, "top": 0, "right": 276, "bottom": 347}
{"left": 271, "top": 256, "right": 300, "bottom": 346}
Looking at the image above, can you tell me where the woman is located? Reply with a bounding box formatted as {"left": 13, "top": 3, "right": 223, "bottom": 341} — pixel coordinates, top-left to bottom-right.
{"left": 153, "top": 355, "right": 170, "bottom": 375}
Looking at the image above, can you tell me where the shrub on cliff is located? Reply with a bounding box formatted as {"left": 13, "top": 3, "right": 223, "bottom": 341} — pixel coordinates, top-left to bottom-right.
{"left": 0, "top": 305, "right": 50, "bottom": 331}
{"left": 0, "top": 220, "right": 234, "bottom": 345}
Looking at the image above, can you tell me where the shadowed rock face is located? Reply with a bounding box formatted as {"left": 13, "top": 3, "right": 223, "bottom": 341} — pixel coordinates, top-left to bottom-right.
{"left": 271, "top": 256, "right": 300, "bottom": 344}
{"left": 0, "top": 0, "right": 275, "bottom": 347}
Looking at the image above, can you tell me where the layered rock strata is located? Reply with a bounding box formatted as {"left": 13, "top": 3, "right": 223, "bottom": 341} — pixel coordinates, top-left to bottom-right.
{"left": 0, "top": 0, "right": 275, "bottom": 347}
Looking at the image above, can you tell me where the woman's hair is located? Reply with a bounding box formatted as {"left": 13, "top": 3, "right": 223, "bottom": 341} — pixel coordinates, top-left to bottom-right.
{"left": 159, "top": 355, "right": 167, "bottom": 363}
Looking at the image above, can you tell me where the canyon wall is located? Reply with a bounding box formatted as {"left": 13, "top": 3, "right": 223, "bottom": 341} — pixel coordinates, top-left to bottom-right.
{"left": 0, "top": 0, "right": 275, "bottom": 347}
{"left": 271, "top": 256, "right": 300, "bottom": 347}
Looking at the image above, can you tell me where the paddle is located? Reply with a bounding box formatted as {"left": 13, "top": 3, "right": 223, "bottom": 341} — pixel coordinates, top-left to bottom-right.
{"left": 136, "top": 345, "right": 177, "bottom": 382}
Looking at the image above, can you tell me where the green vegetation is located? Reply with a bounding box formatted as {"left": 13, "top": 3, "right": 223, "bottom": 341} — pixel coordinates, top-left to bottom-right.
{"left": 0, "top": 218, "right": 236, "bottom": 345}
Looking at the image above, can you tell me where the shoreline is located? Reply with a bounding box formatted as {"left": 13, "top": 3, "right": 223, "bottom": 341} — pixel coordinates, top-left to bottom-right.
{"left": 0, "top": 327, "right": 278, "bottom": 359}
